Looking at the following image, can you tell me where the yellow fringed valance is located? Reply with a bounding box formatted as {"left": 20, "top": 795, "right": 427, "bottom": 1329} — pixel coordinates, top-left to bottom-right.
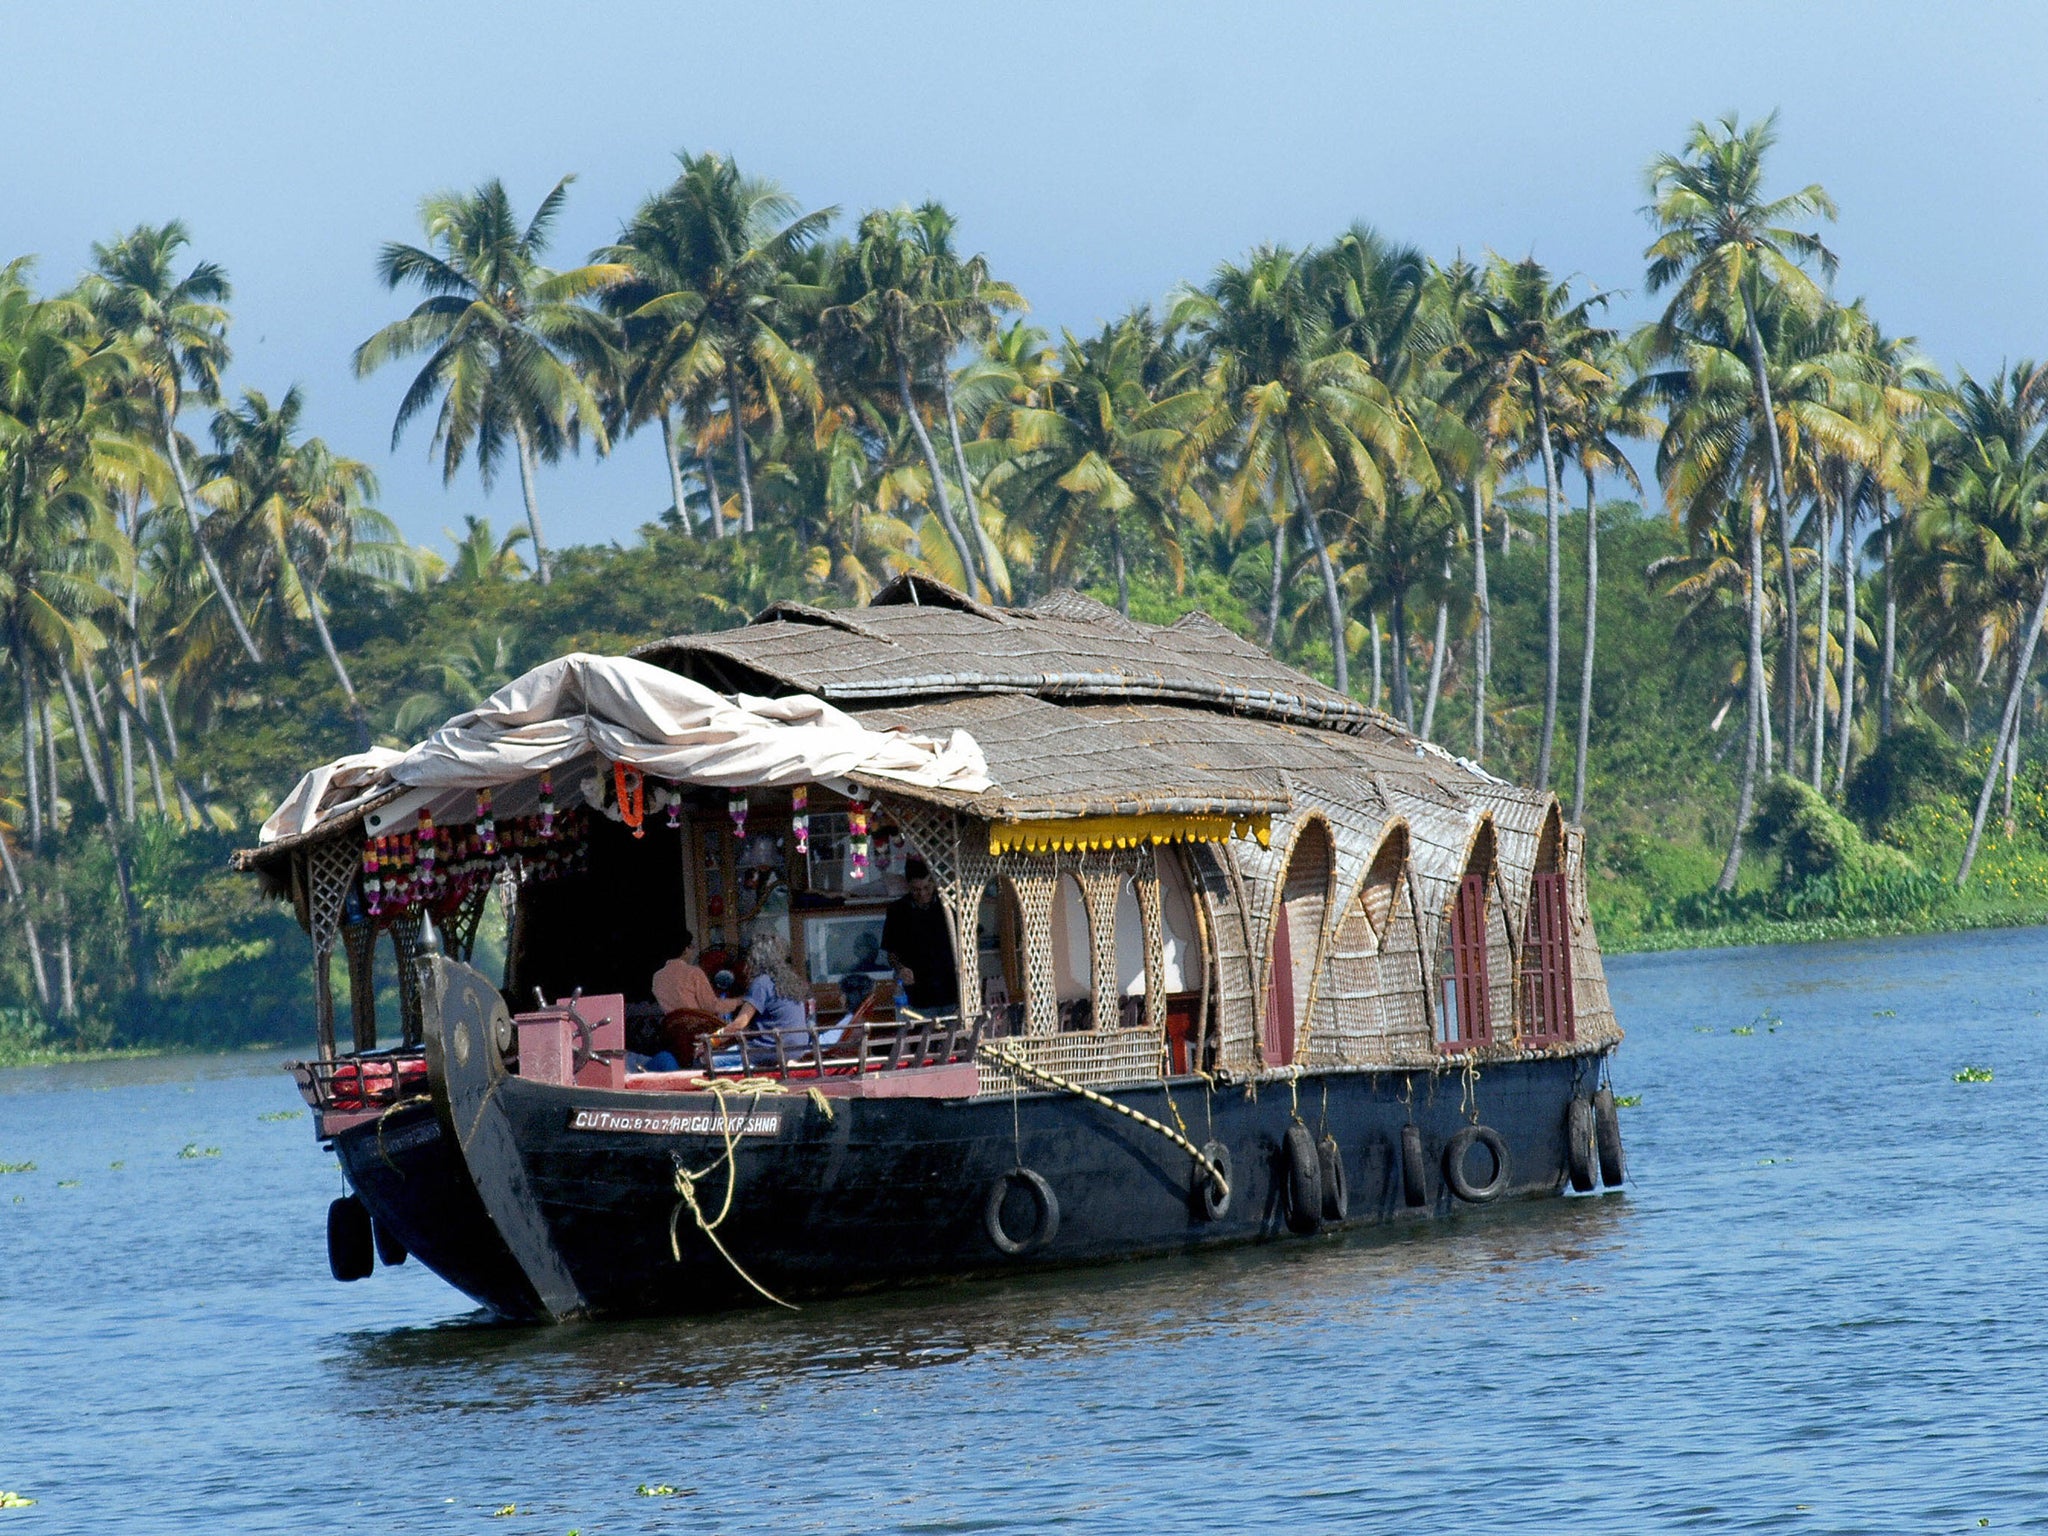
{"left": 988, "top": 812, "right": 1271, "bottom": 856}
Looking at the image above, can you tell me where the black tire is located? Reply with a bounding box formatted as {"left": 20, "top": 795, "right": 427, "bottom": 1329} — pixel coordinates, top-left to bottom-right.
{"left": 1594, "top": 1086, "right": 1627, "bottom": 1187}
{"left": 1318, "top": 1134, "right": 1349, "bottom": 1221}
{"left": 327, "top": 1195, "right": 373, "bottom": 1282}
{"left": 1282, "top": 1123, "right": 1323, "bottom": 1233}
{"left": 1443, "top": 1125, "right": 1510, "bottom": 1203}
{"left": 984, "top": 1168, "right": 1059, "bottom": 1257}
{"left": 1566, "top": 1098, "right": 1598, "bottom": 1193}
{"left": 1400, "top": 1124, "right": 1428, "bottom": 1207}
{"left": 1194, "top": 1141, "right": 1233, "bottom": 1222}
{"left": 372, "top": 1217, "right": 408, "bottom": 1267}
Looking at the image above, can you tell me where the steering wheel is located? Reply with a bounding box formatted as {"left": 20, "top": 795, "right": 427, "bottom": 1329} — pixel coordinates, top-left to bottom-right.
{"left": 562, "top": 994, "right": 598, "bottom": 1074}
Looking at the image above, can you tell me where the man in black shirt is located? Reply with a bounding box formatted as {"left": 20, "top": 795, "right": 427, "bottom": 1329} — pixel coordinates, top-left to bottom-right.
{"left": 881, "top": 856, "right": 958, "bottom": 1010}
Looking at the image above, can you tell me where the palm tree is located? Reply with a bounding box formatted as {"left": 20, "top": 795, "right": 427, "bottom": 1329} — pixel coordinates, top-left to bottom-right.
{"left": 1557, "top": 334, "right": 1652, "bottom": 819}
{"left": 198, "top": 387, "right": 405, "bottom": 746}
{"left": 1174, "top": 246, "right": 1406, "bottom": 693}
{"left": 1645, "top": 111, "right": 1839, "bottom": 775}
{"left": 826, "top": 206, "right": 993, "bottom": 597}
{"left": 987, "top": 315, "right": 1205, "bottom": 613}
{"left": 1911, "top": 364, "right": 2048, "bottom": 884}
{"left": 441, "top": 514, "right": 529, "bottom": 584}
{"left": 355, "top": 176, "right": 624, "bottom": 585}
{"left": 1471, "top": 255, "right": 1614, "bottom": 791}
{"left": 82, "top": 223, "right": 263, "bottom": 665}
{"left": 598, "top": 152, "right": 833, "bottom": 540}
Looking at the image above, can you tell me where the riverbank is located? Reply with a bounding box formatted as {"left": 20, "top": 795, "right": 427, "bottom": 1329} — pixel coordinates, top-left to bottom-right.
{"left": 1601, "top": 901, "right": 2048, "bottom": 955}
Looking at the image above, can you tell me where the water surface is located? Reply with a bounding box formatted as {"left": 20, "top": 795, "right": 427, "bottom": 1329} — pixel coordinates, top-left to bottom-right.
{"left": 4, "top": 927, "right": 2045, "bottom": 1532}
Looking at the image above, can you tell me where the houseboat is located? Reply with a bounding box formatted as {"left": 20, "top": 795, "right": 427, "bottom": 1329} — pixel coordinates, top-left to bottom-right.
{"left": 239, "top": 576, "right": 1626, "bottom": 1322}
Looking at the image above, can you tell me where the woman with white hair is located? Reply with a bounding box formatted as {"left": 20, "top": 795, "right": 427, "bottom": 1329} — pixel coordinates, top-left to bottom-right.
{"left": 710, "top": 933, "right": 832, "bottom": 1068}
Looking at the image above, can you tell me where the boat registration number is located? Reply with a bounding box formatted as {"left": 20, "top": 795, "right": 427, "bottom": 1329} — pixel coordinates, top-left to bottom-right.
{"left": 567, "top": 1108, "right": 783, "bottom": 1137}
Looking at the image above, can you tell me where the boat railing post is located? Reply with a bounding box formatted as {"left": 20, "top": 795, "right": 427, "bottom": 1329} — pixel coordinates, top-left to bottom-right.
{"left": 854, "top": 1021, "right": 871, "bottom": 1078}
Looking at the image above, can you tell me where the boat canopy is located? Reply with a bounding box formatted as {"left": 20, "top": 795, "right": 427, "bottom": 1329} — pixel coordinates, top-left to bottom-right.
{"left": 258, "top": 652, "right": 992, "bottom": 848}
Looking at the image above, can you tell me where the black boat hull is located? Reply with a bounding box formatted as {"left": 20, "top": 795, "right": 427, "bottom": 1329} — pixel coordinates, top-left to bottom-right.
{"left": 333, "top": 960, "right": 1617, "bottom": 1321}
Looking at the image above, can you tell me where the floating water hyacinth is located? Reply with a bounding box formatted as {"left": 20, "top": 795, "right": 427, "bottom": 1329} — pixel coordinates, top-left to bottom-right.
{"left": 0, "top": 1162, "right": 33, "bottom": 1175}
{"left": 0, "top": 1491, "right": 37, "bottom": 1508}
{"left": 1954, "top": 1066, "right": 1994, "bottom": 1083}
{"left": 177, "top": 1144, "right": 221, "bottom": 1159}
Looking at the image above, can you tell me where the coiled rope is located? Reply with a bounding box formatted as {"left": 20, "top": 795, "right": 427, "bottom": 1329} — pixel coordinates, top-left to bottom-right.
{"left": 667, "top": 1083, "right": 798, "bottom": 1310}
{"left": 982, "top": 1040, "right": 1229, "bottom": 1203}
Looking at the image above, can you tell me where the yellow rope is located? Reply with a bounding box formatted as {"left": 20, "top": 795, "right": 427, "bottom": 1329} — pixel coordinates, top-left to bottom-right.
{"left": 374, "top": 1092, "right": 432, "bottom": 1176}
{"left": 983, "top": 1040, "right": 1229, "bottom": 1203}
{"left": 667, "top": 1088, "right": 797, "bottom": 1311}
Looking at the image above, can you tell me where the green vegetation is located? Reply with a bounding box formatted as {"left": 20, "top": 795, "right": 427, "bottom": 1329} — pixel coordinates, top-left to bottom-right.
{"left": 10, "top": 113, "right": 2048, "bottom": 1058}
{"left": 1954, "top": 1066, "right": 1994, "bottom": 1083}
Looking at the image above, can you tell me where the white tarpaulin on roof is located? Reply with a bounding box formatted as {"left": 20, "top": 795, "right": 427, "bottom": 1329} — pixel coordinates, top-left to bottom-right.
{"left": 258, "top": 652, "right": 991, "bottom": 844}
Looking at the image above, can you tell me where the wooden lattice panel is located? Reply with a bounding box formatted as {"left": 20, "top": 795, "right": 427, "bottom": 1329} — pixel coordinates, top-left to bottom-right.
{"left": 975, "top": 1024, "right": 1166, "bottom": 1095}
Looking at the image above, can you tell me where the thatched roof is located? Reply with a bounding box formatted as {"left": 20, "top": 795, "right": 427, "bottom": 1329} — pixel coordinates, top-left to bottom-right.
{"left": 632, "top": 578, "right": 1377, "bottom": 733}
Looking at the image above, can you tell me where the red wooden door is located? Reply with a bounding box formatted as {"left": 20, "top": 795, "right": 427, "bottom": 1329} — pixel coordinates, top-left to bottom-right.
{"left": 1521, "top": 871, "right": 1574, "bottom": 1043}
{"left": 1438, "top": 872, "right": 1491, "bottom": 1050}
{"left": 1264, "top": 901, "right": 1296, "bottom": 1066}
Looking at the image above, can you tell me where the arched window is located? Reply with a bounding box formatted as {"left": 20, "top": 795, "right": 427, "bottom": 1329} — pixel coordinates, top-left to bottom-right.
{"left": 1265, "top": 819, "right": 1333, "bottom": 1067}
{"left": 975, "top": 879, "right": 1026, "bottom": 1033}
{"left": 1520, "top": 811, "right": 1575, "bottom": 1044}
{"left": 1051, "top": 873, "right": 1094, "bottom": 1029}
{"left": 1437, "top": 824, "right": 1495, "bottom": 1052}
{"left": 1112, "top": 877, "right": 1147, "bottom": 1028}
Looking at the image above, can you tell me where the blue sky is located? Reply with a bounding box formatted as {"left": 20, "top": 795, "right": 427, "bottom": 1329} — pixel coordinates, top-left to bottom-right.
{"left": 6, "top": 1, "right": 2046, "bottom": 553}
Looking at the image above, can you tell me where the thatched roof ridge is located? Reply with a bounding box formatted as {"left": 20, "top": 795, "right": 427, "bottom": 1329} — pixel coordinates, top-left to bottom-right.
{"left": 633, "top": 581, "right": 1381, "bottom": 732}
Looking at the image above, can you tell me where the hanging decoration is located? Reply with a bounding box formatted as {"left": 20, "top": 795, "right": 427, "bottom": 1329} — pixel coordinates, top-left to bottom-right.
{"left": 416, "top": 809, "right": 438, "bottom": 895}
{"left": 539, "top": 774, "right": 557, "bottom": 839}
{"left": 848, "top": 800, "right": 871, "bottom": 881}
{"left": 791, "top": 784, "right": 809, "bottom": 856}
{"left": 660, "top": 780, "right": 683, "bottom": 829}
{"left": 614, "top": 761, "right": 647, "bottom": 839}
{"left": 362, "top": 838, "right": 382, "bottom": 916}
{"left": 728, "top": 793, "right": 749, "bottom": 841}
{"left": 476, "top": 788, "right": 497, "bottom": 856}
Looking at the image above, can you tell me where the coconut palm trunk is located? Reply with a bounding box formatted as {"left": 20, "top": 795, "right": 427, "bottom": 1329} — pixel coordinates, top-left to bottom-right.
{"left": 1421, "top": 580, "right": 1450, "bottom": 742}
{"left": 1811, "top": 492, "right": 1832, "bottom": 790}
{"left": 510, "top": 418, "right": 554, "bottom": 585}
{"left": 1530, "top": 375, "right": 1564, "bottom": 791}
{"left": 1389, "top": 592, "right": 1414, "bottom": 729}
{"left": 1572, "top": 466, "right": 1599, "bottom": 822}
{"left": 1110, "top": 521, "right": 1130, "bottom": 617}
{"left": 724, "top": 361, "right": 757, "bottom": 535}
{"left": 658, "top": 412, "right": 695, "bottom": 537}
{"left": 890, "top": 321, "right": 983, "bottom": 597}
{"left": 940, "top": 372, "right": 1002, "bottom": 597}
{"left": 160, "top": 406, "right": 266, "bottom": 666}
{"left": 701, "top": 433, "right": 728, "bottom": 538}
{"left": 1284, "top": 447, "right": 1351, "bottom": 697}
{"left": 1959, "top": 563, "right": 2048, "bottom": 884}
{"left": 0, "top": 830, "right": 52, "bottom": 1011}
{"left": 1263, "top": 513, "right": 1287, "bottom": 650}
{"left": 1836, "top": 481, "right": 1860, "bottom": 793}
{"left": 1880, "top": 501, "right": 1897, "bottom": 737}
{"left": 1720, "top": 499, "right": 1771, "bottom": 893}
{"left": 1368, "top": 611, "right": 1384, "bottom": 709}
{"left": 17, "top": 639, "right": 44, "bottom": 852}
{"left": 1742, "top": 304, "right": 1801, "bottom": 778}
{"left": 1470, "top": 479, "right": 1491, "bottom": 762}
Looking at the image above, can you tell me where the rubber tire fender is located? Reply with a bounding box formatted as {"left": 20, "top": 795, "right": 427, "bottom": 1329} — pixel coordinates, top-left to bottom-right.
{"left": 1565, "top": 1097, "right": 1598, "bottom": 1193}
{"left": 327, "top": 1195, "right": 373, "bottom": 1282}
{"left": 1443, "top": 1125, "right": 1510, "bottom": 1203}
{"left": 1282, "top": 1123, "right": 1324, "bottom": 1234}
{"left": 1594, "top": 1086, "right": 1627, "bottom": 1187}
{"left": 984, "top": 1167, "right": 1060, "bottom": 1257}
{"left": 1194, "top": 1140, "right": 1233, "bottom": 1222}
{"left": 1400, "top": 1124, "right": 1428, "bottom": 1208}
{"left": 372, "top": 1216, "right": 408, "bottom": 1268}
{"left": 1317, "top": 1134, "right": 1349, "bottom": 1221}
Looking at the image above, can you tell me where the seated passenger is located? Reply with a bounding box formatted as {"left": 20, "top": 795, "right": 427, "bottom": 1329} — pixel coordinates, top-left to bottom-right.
{"left": 710, "top": 934, "right": 835, "bottom": 1070}
{"left": 644, "top": 928, "right": 740, "bottom": 1071}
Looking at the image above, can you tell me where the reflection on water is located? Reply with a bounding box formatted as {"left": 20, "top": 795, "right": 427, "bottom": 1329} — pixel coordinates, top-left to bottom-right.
{"left": 6, "top": 926, "right": 2048, "bottom": 1533}
{"left": 337, "top": 1194, "right": 1635, "bottom": 1411}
